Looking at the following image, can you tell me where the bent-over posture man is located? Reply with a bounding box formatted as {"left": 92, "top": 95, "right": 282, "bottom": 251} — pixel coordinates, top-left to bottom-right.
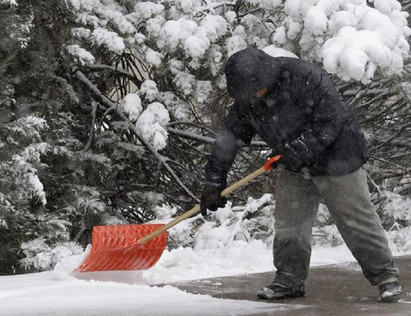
{"left": 200, "top": 48, "right": 401, "bottom": 302}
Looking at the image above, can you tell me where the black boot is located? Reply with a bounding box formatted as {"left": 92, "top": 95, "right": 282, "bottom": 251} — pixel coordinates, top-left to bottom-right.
{"left": 378, "top": 281, "right": 402, "bottom": 303}
{"left": 257, "top": 282, "right": 305, "bottom": 300}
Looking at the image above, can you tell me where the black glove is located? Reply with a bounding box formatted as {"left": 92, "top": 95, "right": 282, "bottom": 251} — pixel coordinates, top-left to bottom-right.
{"left": 269, "top": 147, "right": 303, "bottom": 172}
{"left": 281, "top": 143, "right": 304, "bottom": 171}
{"left": 200, "top": 182, "right": 227, "bottom": 216}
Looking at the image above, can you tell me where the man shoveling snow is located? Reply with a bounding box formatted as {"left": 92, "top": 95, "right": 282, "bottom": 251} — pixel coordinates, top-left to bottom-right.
{"left": 200, "top": 48, "right": 401, "bottom": 303}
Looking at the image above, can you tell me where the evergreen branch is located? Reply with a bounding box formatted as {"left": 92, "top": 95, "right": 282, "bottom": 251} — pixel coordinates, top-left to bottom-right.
{"left": 167, "top": 127, "right": 268, "bottom": 147}
{"left": 87, "top": 64, "right": 134, "bottom": 77}
{"left": 371, "top": 155, "right": 411, "bottom": 176}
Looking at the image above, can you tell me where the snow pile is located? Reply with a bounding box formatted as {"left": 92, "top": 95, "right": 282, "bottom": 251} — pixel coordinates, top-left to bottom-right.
{"left": 52, "top": 195, "right": 355, "bottom": 284}
{"left": 51, "top": 192, "right": 411, "bottom": 285}
{"left": 142, "top": 194, "right": 355, "bottom": 283}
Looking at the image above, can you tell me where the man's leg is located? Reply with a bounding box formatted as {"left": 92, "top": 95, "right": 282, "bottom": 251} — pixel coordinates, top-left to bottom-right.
{"left": 269, "top": 171, "right": 320, "bottom": 291}
{"left": 312, "top": 168, "right": 400, "bottom": 290}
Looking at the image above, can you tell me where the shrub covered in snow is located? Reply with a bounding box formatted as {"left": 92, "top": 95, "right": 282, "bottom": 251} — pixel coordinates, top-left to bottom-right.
{"left": 20, "top": 239, "right": 83, "bottom": 271}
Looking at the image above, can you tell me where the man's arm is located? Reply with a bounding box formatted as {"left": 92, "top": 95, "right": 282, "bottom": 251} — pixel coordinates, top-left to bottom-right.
{"left": 201, "top": 103, "right": 256, "bottom": 215}
{"left": 205, "top": 103, "right": 256, "bottom": 184}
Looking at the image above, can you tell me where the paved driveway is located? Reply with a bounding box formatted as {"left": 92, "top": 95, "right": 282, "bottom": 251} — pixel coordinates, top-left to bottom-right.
{"left": 172, "top": 255, "right": 411, "bottom": 315}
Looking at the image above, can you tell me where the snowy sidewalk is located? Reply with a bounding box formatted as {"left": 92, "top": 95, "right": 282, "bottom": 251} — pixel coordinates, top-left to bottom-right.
{"left": 172, "top": 255, "right": 411, "bottom": 316}
{"left": 0, "top": 252, "right": 409, "bottom": 315}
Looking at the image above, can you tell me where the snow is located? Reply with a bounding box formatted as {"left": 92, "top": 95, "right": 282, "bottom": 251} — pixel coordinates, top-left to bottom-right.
{"left": 263, "top": 45, "right": 299, "bottom": 58}
{"left": 136, "top": 102, "right": 170, "bottom": 151}
{"left": 173, "top": 71, "right": 196, "bottom": 95}
{"left": 0, "top": 238, "right": 358, "bottom": 316}
{"left": 195, "top": 80, "right": 212, "bottom": 103}
{"left": 134, "top": 2, "right": 165, "bottom": 20}
{"left": 1, "top": 195, "right": 410, "bottom": 315}
{"left": 304, "top": 5, "right": 328, "bottom": 36}
{"left": 200, "top": 15, "right": 228, "bottom": 43}
{"left": 3, "top": 194, "right": 411, "bottom": 315}
{"left": 66, "top": 44, "right": 95, "bottom": 65}
{"left": 145, "top": 48, "right": 162, "bottom": 67}
{"left": 226, "top": 35, "right": 248, "bottom": 57}
{"left": 3, "top": 1, "right": 411, "bottom": 314}
{"left": 27, "top": 173, "right": 47, "bottom": 205}
{"left": 0, "top": 0, "right": 18, "bottom": 5}
{"left": 92, "top": 28, "right": 125, "bottom": 54}
{"left": 122, "top": 94, "right": 142, "bottom": 122}
{"left": 71, "top": 27, "right": 92, "bottom": 40}
{"left": 157, "top": 16, "right": 228, "bottom": 59}
{"left": 5, "top": 231, "right": 408, "bottom": 316}
{"left": 140, "top": 80, "right": 159, "bottom": 102}
{"left": 99, "top": 8, "right": 136, "bottom": 35}
{"left": 383, "top": 192, "right": 411, "bottom": 223}
{"left": 277, "top": 0, "right": 410, "bottom": 82}
{"left": 159, "top": 19, "right": 198, "bottom": 51}
{"left": 0, "top": 271, "right": 306, "bottom": 316}
{"left": 184, "top": 32, "right": 210, "bottom": 58}
{"left": 64, "top": 0, "right": 410, "bottom": 83}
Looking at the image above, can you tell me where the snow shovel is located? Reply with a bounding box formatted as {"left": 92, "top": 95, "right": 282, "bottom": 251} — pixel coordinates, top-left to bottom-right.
{"left": 77, "top": 155, "right": 281, "bottom": 272}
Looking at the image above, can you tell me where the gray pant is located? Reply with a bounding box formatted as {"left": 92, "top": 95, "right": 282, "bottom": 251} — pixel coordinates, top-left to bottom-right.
{"left": 273, "top": 167, "right": 399, "bottom": 287}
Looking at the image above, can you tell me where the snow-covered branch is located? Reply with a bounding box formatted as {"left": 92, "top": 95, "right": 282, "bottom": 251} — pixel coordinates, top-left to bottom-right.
{"left": 75, "top": 70, "right": 199, "bottom": 202}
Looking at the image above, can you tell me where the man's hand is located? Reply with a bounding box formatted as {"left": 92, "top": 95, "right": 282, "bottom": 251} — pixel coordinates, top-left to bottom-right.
{"left": 200, "top": 182, "right": 228, "bottom": 216}
{"left": 279, "top": 144, "right": 304, "bottom": 171}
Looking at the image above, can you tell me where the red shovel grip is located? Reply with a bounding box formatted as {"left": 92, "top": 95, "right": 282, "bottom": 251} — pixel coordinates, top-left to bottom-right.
{"left": 263, "top": 155, "right": 282, "bottom": 171}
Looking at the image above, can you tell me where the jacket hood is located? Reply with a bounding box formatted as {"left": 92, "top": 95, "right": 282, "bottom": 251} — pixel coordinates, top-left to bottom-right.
{"left": 225, "top": 48, "right": 279, "bottom": 101}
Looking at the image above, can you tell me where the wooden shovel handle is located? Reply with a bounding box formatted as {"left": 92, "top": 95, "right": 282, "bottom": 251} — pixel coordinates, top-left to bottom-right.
{"left": 138, "top": 155, "right": 281, "bottom": 245}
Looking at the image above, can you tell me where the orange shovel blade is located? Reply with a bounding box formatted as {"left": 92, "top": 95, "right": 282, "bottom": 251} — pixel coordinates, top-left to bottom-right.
{"left": 77, "top": 224, "right": 167, "bottom": 272}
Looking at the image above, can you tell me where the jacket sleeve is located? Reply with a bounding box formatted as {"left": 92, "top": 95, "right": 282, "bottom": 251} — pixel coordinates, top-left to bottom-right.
{"left": 205, "top": 103, "right": 256, "bottom": 184}
{"left": 284, "top": 70, "right": 346, "bottom": 166}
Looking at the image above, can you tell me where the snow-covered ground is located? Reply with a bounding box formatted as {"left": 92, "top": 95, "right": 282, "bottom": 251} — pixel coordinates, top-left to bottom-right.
{"left": 0, "top": 242, "right": 381, "bottom": 316}
{"left": 2, "top": 193, "right": 410, "bottom": 316}
{"left": 2, "top": 195, "right": 411, "bottom": 316}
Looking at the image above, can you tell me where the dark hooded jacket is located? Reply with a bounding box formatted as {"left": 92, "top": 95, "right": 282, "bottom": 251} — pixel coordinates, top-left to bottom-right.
{"left": 205, "top": 48, "right": 369, "bottom": 184}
